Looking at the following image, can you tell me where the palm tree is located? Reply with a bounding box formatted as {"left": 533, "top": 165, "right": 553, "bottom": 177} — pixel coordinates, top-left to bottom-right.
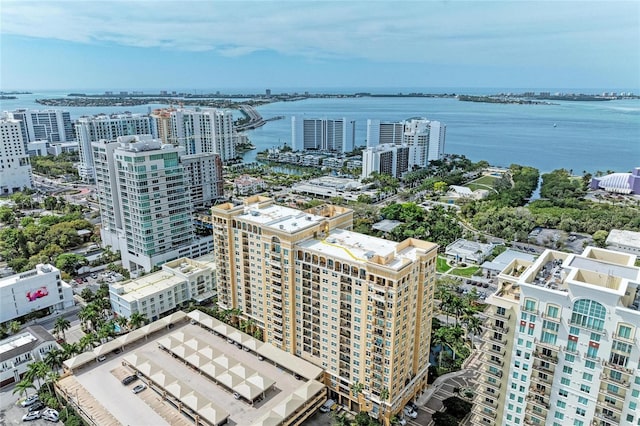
{"left": 380, "top": 387, "right": 389, "bottom": 402}
{"left": 9, "top": 320, "right": 21, "bottom": 334}
{"left": 60, "top": 342, "right": 79, "bottom": 359}
{"left": 25, "top": 360, "right": 48, "bottom": 387}
{"left": 463, "top": 315, "right": 483, "bottom": 338}
{"left": 44, "top": 348, "right": 64, "bottom": 372}
{"left": 128, "top": 312, "right": 148, "bottom": 330}
{"left": 44, "top": 369, "right": 60, "bottom": 394}
{"left": 351, "top": 381, "right": 364, "bottom": 398}
{"left": 115, "top": 315, "right": 129, "bottom": 331}
{"left": 13, "top": 379, "right": 35, "bottom": 399}
{"left": 53, "top": 317, "right": 71, "bottom": 341}
{"left": 97, "top": 322, "right": 115, "bottom": 343}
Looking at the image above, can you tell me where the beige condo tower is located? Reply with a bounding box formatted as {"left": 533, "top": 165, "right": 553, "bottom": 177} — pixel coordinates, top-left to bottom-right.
{"left": 211, "top": 196, "right": 438, "bottom": 423}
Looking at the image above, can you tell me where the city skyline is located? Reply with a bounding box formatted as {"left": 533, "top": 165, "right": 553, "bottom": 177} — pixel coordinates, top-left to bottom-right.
{"left": 1, "top": 1, "right": 639, "bottom": 91}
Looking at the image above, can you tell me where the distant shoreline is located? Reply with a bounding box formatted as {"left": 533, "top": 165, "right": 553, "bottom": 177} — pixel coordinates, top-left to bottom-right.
{"left": 35, "top": 91, "right": 638, "bottom": 107}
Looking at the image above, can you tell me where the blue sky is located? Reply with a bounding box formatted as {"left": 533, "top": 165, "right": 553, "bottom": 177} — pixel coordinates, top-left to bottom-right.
{"left": 1, "top": 1, "right": 639, "bottom": 91}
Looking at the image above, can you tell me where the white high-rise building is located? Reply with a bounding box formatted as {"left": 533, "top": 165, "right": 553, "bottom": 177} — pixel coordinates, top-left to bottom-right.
{"left": 168, "top": 108, "right": 236, "bottom": 162}
{"left": 471, "top": 247, "right": 640, "bottom": 426}
{"left": 361, "top": 143, "right": 410, "bottom": 179}
{"left": 76, "top": 113, "right": 154, "bottom": 181}
{"left": 366, "top": 120, "right": 404, "bottom": 148}
{"left": 291, "top": 117, "right": 355, "bottom": 153}
{"left": 0, "top": 117, "right": 32, "bottom": 195}
{"left": 403, "top": 119, "right": 446, "bottom": 168}
{"left": 7, "top": 109, "right": 73, "bottom": 146}
{"left": 93, "top": 135, "right": 202, "bottom": 273}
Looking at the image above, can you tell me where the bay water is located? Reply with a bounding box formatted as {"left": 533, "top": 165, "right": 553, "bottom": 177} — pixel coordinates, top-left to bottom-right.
{"left": 1, "top": 91, "right": 638, "bottom": 174}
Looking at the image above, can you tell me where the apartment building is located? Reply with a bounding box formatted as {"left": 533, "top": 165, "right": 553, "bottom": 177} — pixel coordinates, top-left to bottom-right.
{"left": 291, "top": 117, "right": 356, "bottom": 153}
{"left": 361, "top": 143, "right": 410, "bottom": 179}
{"left": 76, "top": 113, "right": 154, "bottom": 181}
{"left": 7, "top": 109, "right": 73, "bottom": 145}
{"left": 471, "top": 247, "right": 640, "bottom": 426}
{"left": 403, "top": 119, "right": 446, "bottom": 168}
{"left": 167, "top": 108, "right": 236, "bottom": 162}
{"left": 109, "top": 257, "right": 216, "bottom": 320}
{"left": 366, "top": 120, "right": 404, "bottom": 148}
{"left": 0, "top": 117, "right": 32, "bottom": 195}
{"left": 93, "top": 135, "right": 205, "bottom": 273}
{"left": 211, "top": 196, "right": 438, "bottom": 423}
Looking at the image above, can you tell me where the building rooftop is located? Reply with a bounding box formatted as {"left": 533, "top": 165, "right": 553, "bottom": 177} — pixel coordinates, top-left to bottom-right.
{"left": 298, "top": 228, "right": 435, "bottom": 270}
{"left": 481, "top": 249, "right": 536, "bottom": 272}
{"left": 0, "top": 264, "right": 58, "bottom": 288}
{"left": 238, "top": 203, "right": 327, "bottom": 234}
{"left": 607, "top": 229, "right": 640, "bottom": 247}
{"left": 0, "top": 325, "right": 57, "bottom": 361}
{"left": 110, "top": 272, "right": 184, "bottom": 302}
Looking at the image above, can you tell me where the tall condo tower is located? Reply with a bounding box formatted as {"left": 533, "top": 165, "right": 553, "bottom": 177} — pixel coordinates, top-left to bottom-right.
{"left": 0, "top": 117, "right": 32, "bottom": 194}
{"left": 76, "top": 113, "right": 154, "bottom": 182}
{"left": 7, "top": 109, "right": 73, "bottom": 147}
{"left": 471, "top": 247, "right": 640, "bottom": 426}
{"left": 168, "top": 108, "right": 236, "bottom": 162}
{"left": 211, "top": 196, "right": 438, "bottom": 424}
{"left": 93, "top": 135, "right": 195, "bottom": 273}
{"left": 291, "top": 117, "right": 355, "bottom": 153}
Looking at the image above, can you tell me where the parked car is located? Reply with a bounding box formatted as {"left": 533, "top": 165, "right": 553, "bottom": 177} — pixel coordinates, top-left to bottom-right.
{"left": 90, "top": 273, "right": 98, "bottom": 279}
{"left": 394, "top": 418, "right": 407, "bottom": 426}
{"left": 97, "top": 355, "right": 106, "bottom": 362}
{"left": 41, "top": 408, "right": 59, "bottom": 422}
{"left": 122, "top": 375, "right": 138, "bottom": 385}
{"left": 407, "top": 401, "right": 419, "bottom": 411}
{"left": 20, "top": 395, "right": 39, "bottom": 407}
{"left": 233, "top": 392, "right": 241, "bottom": 400}
{"left": 403, "top": 406, "right": 418, "bottom": 419}
{"left": 22, "top": 411, "right": 41, "bottom": 421}
{"left": 28, "top": 401, "right": 45, "bottom": 412}
{"left": 132, "top": 384, "right": 147, "bottom": 394}
{"left": 319, "top": 399, "right": 336, "bottom": 413}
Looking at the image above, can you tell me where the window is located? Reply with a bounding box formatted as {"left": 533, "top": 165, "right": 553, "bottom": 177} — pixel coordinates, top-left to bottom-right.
{"left": 570, "top": 299, "right": 606, "bottom": 331}
{"left": 565, "top": 353, "right": 575, "bottom": 363}
{"left": 546, "top": 305, "right": 559, "bottom": 318}
{"left": 576, "top": 408, "right": 586, "bottom": 416}
{"left": 559, "top": 389, "right": 568, "bottom": 397}
{"left": 563, "top": 366, "right": 573, "bottom": 374}
{"left": 524, "top": 299, "right": 537, "bottom": 312}
{"left": 580, "top": 384, "right": 590, "bottom": 393}
{"left": 554, "top": 412, "right": 564, "bottom": 420}
{"left": 557, "top": 400, "right": 566, "bottom": 409}
{"left": 578, "top": 396, "right": 588, "bottom": 405}
{"left": 617, "top": 324, "right": 632, "bottom": 339}
{"left": 582, "top": 372, "right": 593, "bottom": 381}
{"left": 561, "top": 377, "right": 571, "bottom": 386}
{"left": 566, "top": 340, "right": 577, "bottom": 353}
{"left": 584, "top": 360, "right": 595, "bottom": 369}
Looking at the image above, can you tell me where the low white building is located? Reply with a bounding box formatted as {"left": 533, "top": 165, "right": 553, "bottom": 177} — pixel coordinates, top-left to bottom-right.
{"left": 606, "top": 229, "right": 640, "bottom": 258}
{"left": 109, "top": 256, "right": 216, "bottom": 321}
{"left": 445, "top": 238, "right": 494, "bottom": 264}
{"left": 0, "top": 264, "right": 74, "bottom": 324}
{"left": 0, "top": 325, "right": 60, "bottom": 387}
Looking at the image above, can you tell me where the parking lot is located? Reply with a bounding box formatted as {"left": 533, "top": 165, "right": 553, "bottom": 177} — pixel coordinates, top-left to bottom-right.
{"left": 0, "top": 385, "right": 57, "bottom": 426}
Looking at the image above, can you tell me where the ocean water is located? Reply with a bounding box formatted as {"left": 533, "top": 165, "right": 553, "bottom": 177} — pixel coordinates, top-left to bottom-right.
{"left": 1, "top": 91, "right": 638, "bottom": 174}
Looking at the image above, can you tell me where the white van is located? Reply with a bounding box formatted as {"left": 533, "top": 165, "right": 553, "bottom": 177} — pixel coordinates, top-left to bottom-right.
{"left": 319, "top": 399, "right": 336, "bottom": 413}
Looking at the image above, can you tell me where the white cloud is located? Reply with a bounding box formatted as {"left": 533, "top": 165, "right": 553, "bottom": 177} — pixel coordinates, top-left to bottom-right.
{"left": 1, "top": 0, "right": 638, "bottom": 69}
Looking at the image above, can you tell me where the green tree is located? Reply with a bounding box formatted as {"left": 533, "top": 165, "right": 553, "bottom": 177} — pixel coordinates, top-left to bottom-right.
{"left": 128, "top": 312, "right": 148, "bottom": 329}
{"left": 25, "top": 360, "right": 48, "bottom": 387}
{"left": 13, "top": 379, "right": 36, "bottom": 400}
{"left": 592, "top": 230, "right": 609, "bottom": 248}
{"left": 9, "top": 320, "right": 21, "bottom": 334}
{"left": 55, "top": 253, "right": 88, "bottom": 275}
{"left": 53, "top": 317, "right": 71, "bottom": 341}
{"left": 0, "top": 206, "right": 15, "bottom": 224}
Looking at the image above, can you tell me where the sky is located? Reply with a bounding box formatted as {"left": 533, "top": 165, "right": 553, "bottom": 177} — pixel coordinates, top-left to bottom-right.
{"left": 1, "top": 0, "right": 639, "bottom": 91}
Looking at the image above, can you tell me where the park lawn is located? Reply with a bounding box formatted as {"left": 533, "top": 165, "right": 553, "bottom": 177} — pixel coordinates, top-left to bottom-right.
{"left": 449, "top": 265, "right": 480, "bottom": 277}
{"left": 467, "top": 174, "right": 499, "bottom": 186}
{"left": 437, "top": 256, "right": 451, "bottom": 273}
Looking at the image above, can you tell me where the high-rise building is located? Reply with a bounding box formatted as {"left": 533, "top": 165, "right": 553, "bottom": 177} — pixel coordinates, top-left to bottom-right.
{"left": 291, "top": 117, "right": 355, "bottom": 153}
{"left": 403, "top": 119, "right": 446, "bottom": 168}
{"left": 167, "top": 108, "right": 236, "bottom": 162}
{"left": 93, "top": 135, "right": 200, "bottom": 273}
{"left": 211, "top": 196, "right": 438, "bottom": 423}
{"left": 366, "top": 120, "right": 404, "bottom": 148}
{"left": 361, "top": 143, "right": 410, "bottom": 179}
{"left": 471, "top": 246, "right": 640, "bottom": 426}
{"left": 7, "top": 109, "right": 73, "bottom": 146}
{"left": 0, "top": 117, "right": 32, "bottom": 195}
{"left": 76, "top": 113, "right": 154, "bottom": 181}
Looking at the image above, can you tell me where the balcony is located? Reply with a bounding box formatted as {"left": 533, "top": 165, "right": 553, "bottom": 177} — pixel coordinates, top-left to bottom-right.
{"left": 526, "top": 397, "right": 550, "bottom": 411}
{"left": 533, "top": 350, "right": 558, "bottom": 363}
{"left": 532, "top": 363, "right": 555, "bottom": 374}
{"left": 594, "top": 410, "right": 619, "bottom": 425}
{"left": 472, "top": 405, "right": 497, "bottom": 420}
{"left": 612, "top": 333, "right": 637, "bottom": 344}
{"left": 534, "top": 338, "right": 559, "bottom": 352}
{"left": 476, "top": 397, "right": 498, "bottom": 410}
{"left": 599, "top": 373, "right": 630, "bottom": 388}
{"left": 480, "top": 368, "right": 503, "bottom": 379}
{"left": 530, "top": 374, "right": 552, "bottom": 386}
{"left": 602, "top": 360, "right": 635, "bottom": 375}
{"left": 470, "top": 411, "right": 497, "bottom": 426}
{"left": 488, "top": 323, "right": 510, "bottom": 334}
